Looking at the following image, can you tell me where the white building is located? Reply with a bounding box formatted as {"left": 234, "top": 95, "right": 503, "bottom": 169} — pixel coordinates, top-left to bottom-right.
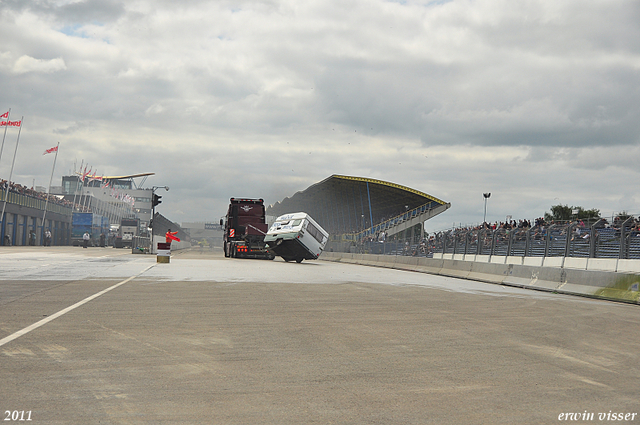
{"left": 51, "top": 173, "right": 155, "bottom": 229}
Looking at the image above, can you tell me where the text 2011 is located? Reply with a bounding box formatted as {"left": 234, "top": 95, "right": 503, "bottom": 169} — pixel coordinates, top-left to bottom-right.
{"left": 4, "top": 411, "right": 32, "bottom": 421}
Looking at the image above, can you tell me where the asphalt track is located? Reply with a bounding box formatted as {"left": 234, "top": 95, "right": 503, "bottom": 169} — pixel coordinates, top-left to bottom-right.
{"left": 0, "top": 247, "right": 638, "bottom": 424}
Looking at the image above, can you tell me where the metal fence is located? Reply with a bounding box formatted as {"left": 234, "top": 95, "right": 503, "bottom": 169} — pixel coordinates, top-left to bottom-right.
{"left": 131, "top": 236, "right": 151, "bottom": 254}
{"left": 327, "top": 218, "right": 640, "bottom": 260}
{"left": 0, "top": 189, "right": 72, "bottom": 216}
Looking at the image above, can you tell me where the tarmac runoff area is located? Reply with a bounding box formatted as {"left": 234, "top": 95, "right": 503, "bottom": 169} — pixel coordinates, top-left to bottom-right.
{"left": 0, "top": 247, "right": 638, "bottom": 425}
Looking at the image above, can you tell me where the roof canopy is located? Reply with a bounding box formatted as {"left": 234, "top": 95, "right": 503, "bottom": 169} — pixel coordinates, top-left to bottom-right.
{"left": 267, "top": 175, "right": 448, "bottom": 235}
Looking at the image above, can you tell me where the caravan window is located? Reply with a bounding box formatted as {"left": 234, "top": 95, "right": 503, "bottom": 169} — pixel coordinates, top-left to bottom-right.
{"left": 306, "top": 221, "right": 324, "bottom": 243}
{"left": 292, "top": 219, "right": 302, "bottom": 226}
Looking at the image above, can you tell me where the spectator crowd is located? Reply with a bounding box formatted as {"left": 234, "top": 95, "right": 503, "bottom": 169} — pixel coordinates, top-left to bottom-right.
{"left": 1, "top": 179, "right": 84, "bottom": 211}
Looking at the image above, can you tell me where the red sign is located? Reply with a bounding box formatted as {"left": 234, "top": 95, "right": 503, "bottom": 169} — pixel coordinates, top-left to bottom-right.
{"left": 229, "top": 229, "right": 235, "bottom": 237}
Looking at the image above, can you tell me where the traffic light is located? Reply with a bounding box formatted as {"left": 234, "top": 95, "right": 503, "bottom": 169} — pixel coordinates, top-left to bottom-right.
{"left": 152, "top": 194, "right": 162, "bottom": 207}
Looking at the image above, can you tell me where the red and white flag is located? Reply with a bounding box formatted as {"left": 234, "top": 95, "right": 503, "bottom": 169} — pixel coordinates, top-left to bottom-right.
{"left": 0, "top": 111, "right": 8, "bottom": 119}
{"left": 81, "top": 166, "right": 91, "bottom": 182}
{"left": 43, "top": 145, "right": 58, "bottom": 155}
{"left": 0, "top": 119, "right": 21, "bottom": 127}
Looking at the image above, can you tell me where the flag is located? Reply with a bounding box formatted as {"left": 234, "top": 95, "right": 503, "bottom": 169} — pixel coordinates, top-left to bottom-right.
{"left": 43, "top": 146, "right": 58, "bottom": 155}
{"left": 0, "top": 111, "right": 8, "bottom": 119}
{"left": 0, "top": 120, "right": 21, "bottom": 127}
{"left": 81, "top": 166, "right": 91, "bottom": 182}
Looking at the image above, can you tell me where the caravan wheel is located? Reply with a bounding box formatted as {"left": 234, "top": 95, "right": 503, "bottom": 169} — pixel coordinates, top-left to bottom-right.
{"left": 296, "top": 258, "right": 303, "bottom": 263}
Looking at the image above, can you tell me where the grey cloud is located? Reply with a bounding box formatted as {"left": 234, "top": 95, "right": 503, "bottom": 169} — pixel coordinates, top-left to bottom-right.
{"left": 53, "top": 121, "right": 96, "bottom": 135}
{"left": 3, "top": 0, "right": 640, "bottom": 224}
{"left": 0, "top": 0, "right": 125, "bottom": 24}
{"left": 57, "top": 0, "right": 125, "bottom": 24}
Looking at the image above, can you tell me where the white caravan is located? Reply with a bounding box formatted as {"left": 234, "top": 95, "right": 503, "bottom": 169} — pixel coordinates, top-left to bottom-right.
{"left": 264, "top": 212, "right": 329, "bottom": 263}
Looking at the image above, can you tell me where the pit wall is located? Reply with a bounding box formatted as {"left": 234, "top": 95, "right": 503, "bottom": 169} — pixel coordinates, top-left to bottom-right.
{"left": 320, "top": 252, "right": 640, "bottom": 304}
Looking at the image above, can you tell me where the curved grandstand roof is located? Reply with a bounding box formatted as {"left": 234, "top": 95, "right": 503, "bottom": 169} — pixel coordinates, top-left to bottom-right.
{"left": 267, "top": 175, "right": 449, "bottom": 235}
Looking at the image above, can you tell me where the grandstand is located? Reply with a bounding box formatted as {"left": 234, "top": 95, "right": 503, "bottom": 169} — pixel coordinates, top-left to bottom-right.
{"left": 266, "top": 175, "right": 451, "bottom": 249}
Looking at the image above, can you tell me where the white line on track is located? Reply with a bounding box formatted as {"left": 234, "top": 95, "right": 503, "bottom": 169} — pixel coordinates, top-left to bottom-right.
{"left": 0, "top": 263, "right": 156, "bottom": 348}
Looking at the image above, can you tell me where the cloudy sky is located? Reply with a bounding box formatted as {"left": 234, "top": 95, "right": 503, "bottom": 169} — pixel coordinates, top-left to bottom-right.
{"left": 1, "top": 0, "right": 639, "bottom": 231}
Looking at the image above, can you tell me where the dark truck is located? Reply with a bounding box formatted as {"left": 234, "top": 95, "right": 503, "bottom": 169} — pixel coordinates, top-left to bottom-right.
{"left": 220, "top": 198, "right": 274, "bottom": 259}
{"left": 114, "top": 217, "right": 140, "bottom": 248}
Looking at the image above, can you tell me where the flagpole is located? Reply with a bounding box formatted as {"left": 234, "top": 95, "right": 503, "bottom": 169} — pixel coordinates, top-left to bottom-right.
{"left": 72, "top": 160, "right": 82, "bottom": 212}
{"left": 1, "top": 116, "right": 24, "bottom": 232}
{"left": 79, "top": 166, "right": 88, "bottom": 212}
{"left": 41, "top": 142, "right": 60, "bottom": 243}
{"left": 78, "top": 166, "right": 86, "bottom": 212}
{"left": 0, "top": 108, "right": 10, "bottom": 236}
{"left": 0, "top": 108, "right": 11, "bottom": 167}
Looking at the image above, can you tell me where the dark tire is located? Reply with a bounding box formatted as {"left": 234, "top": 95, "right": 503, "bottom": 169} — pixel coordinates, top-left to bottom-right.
{"left": 296, "top": 258, "right": 303, "bottom": 263}
{"left": 283, "top": 257, "right": 292, "bottom": 262}
{"left": 224, "top": 242, "right": 230, "bottom": 257}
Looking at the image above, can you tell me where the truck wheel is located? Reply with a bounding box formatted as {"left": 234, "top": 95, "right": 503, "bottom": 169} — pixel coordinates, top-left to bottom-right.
{"left": 224, "top": 242, "right": 230, "bottom": 257}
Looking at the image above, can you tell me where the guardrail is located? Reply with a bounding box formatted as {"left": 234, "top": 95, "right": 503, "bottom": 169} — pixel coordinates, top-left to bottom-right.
{"left": 355, "top": 201, "right": 445, "bottom": 240}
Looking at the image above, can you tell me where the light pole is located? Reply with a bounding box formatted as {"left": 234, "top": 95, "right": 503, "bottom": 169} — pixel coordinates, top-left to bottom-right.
{"left": 483, "top": 193, "right": 491, "bottom": 224}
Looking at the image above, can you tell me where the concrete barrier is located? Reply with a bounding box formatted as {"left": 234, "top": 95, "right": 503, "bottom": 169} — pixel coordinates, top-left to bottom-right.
{"left": 490, "top": 256, "right": 507, "bottom": 265}
{"left": 563, "top": 257, "right": 588, "bottom": 270}
{"left": 415, "top": 257, "right": 446, "bottom": 275}
{"left": 587, "top": 258, "right": 618, "bottom": 272}
{"left": 618, "top": 259, "right": 640, "bottom": 274}
{"left": 506, "top": 256, "right": 523, "bottom": 266}
{"left": 523, "top": 257, "right": 544, "bottom": 267}
{"left": 542, "top": 257, "right": 564, "bottom": 268}
{"left": 439, "top": 259, "right": 473, "bottom": 279}
{"left": 320, "top": 251, "right": 640, "bottom": 304}
{"left": 467, "top": 262, "right": 508, "bottom": 284}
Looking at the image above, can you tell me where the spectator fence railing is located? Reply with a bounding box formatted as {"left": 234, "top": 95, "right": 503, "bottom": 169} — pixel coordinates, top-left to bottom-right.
{"left": 328, "top": 218, "right": 640, "bottom": 260}
{"left": 0, "top": 189, "right": 72, "bottom": 216}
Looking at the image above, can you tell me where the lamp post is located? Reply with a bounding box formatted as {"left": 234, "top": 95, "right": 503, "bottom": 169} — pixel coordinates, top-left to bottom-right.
{"left": 483, "top": 193, "right": 491, "bottom": 224}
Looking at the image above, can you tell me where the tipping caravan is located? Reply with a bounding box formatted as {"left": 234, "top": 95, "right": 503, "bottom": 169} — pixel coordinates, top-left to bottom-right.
{"left": 264, "top": 212, "right": 329, "bottom": 263}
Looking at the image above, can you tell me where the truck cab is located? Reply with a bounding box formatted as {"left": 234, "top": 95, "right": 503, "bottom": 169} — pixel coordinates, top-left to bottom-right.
{"left": 221, "top": 198, "right": 274, "bottom": 259}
